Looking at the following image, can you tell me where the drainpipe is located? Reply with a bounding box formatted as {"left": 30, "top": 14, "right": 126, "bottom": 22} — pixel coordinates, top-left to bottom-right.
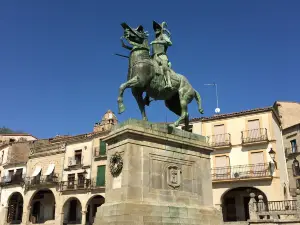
{"left": 90, "top": 138, "right": 94, "bottom": 181}
{"left": 61, "top": 142, "right": 67, "bottom": 184}
{"left": 280, "top": 129, "right": 290, "bottom": 199}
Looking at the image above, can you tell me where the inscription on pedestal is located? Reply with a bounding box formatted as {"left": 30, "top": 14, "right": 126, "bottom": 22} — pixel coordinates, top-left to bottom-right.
{"left": 112, "top": 172, "right": 122, "bottom": 189}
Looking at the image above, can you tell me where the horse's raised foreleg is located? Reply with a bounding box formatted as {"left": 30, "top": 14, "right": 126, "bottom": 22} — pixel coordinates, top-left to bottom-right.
{"left": 132, "top": 89, "right": 148, "bottom": 121}
{"left": 118, "top": 76, "right": 140, "bottom": 114}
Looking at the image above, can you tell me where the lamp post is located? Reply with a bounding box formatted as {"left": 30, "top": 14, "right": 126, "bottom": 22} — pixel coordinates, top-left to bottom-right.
{"left": 269, "top": 148, "right": 277, "bottom": 169}
{"left": 204, "top": 82, "right": 220, "bottom": 114}
{"left": 269, "top": 148, "right": 276, "bottom": 161}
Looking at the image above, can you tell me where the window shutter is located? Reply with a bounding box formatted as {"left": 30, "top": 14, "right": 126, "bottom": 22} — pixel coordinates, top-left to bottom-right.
{"left": 250, "top": 152, "right": 264, "bottom": 165}
{"left": 248, "top": 120, "right": 260, "bottom": 130}
{"left": 96, "top": 165, "right": 106, "bottom": 186}
{"left": 213, "top": 124, "right": 225, "bottom": 143}
{"left": 215, "top": 156, "right": 228, "bottom": 167}
{"left": 100, "top": 140, "right": 106, "bottom": 155}
{"left": 214, "top": 124, "right": 225, "bottom": 135}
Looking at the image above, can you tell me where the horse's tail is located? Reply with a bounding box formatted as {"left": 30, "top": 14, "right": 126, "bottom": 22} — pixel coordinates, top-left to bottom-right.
{"left": 194, "top": 90, "right": 204, "bottom": 114}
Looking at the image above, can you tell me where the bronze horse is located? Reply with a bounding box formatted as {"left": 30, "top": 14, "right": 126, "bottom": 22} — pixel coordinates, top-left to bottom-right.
{"left": 117, "top": 23, "right": 204, "bottom": 129}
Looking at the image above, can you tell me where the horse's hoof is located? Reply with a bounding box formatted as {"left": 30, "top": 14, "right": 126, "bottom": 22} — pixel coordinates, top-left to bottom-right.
{"left": 118, "top": 104, "right": 126, "bottom": 114}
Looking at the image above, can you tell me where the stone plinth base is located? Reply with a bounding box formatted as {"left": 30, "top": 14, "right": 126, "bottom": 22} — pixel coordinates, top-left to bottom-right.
{"left": 94, "top": 119, "right": 223, "bottom": 225}
{"left": 95, "top": 202, "right": 222, "bottom": 225}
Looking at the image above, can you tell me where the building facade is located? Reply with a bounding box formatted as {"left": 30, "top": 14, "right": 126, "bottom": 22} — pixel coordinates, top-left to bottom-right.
{"left": 0, "top": 134, "right": 37, "bottom": 225}
{"left": 0, "top": 110, "right": 116, "bottom": 225}
{"left": 188, "top": 107, "right": 289, "bottom": 222}
{"left": 274, "top": 101, "right": 300, "bottom": 197}
{"left": 0, "top": 105, "right": 296, "bottom": 224}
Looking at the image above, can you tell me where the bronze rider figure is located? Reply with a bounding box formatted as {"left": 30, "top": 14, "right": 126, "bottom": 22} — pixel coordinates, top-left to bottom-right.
{"left": 150, "top": 21, "right": 173, "bottom": 89}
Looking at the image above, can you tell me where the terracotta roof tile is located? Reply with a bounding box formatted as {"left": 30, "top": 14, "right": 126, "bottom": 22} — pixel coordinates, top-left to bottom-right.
{"left": 190, "top": 106, "right": 273, "bottom": 122}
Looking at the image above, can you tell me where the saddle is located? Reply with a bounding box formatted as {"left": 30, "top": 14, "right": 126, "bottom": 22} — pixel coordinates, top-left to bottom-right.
{"left": 153, "top": 60, "right": 178, "bottom": 82}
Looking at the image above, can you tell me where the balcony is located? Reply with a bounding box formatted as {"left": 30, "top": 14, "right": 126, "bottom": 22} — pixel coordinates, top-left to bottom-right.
{"left": 0, "top": 175, "right": 25, "bottom": 186}
{"left": 60, "top": 179, "right": 91, "bottom": 191}
{"left": 25, "top": 174, "right": 59, "bottom": 187}
{"left": 90, "top": 178, "right": 105, "bottom": 190}
{"left": 211, "top": 163, "right": 272, "bottom": 182}
{"left": 65, "top": 157, "right": 90, "bottom": 170}
{"left": 94, "top": 147, "right": 106, "bottom": 158}
{"left": 285, "top": 146, "right": 299, "bottom": 157}
{"left": 241, "top": 128, "right": 268, "bottom": 145}
{"left": 208, "top": 133, "right": 231, "bottom": 148}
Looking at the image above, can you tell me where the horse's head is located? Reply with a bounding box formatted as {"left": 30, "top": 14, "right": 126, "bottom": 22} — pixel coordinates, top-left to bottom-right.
{"left": 121, "top": 23, "right": 148, "bottom": 46}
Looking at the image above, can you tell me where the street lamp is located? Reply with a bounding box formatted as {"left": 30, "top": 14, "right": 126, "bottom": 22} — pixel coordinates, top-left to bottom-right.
{"left": 269, "top": 148, "right": 276, "bottom": 161}
{"left": 204, "top": 82, "right": 220, "bottom": 114}
{"left": 269, "top": 148, "right": 277, "bottom": 169}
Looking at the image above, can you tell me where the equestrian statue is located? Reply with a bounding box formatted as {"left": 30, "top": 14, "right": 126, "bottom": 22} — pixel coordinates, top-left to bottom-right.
{"left": 117, "top": 21, "right": 204, "bottom": 130}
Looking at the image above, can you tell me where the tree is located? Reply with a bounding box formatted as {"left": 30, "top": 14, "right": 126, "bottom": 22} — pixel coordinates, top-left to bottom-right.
{"left": 0, "top": 127, "right": 25, "bottom": 134}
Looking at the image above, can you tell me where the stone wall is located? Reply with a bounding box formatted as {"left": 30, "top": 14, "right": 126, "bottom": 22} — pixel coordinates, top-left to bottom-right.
{"left": 27, "top": 152, "right": 64, "bottom": 178}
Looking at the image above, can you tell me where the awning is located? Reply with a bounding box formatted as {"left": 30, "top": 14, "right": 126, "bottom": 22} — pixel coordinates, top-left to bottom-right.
{"left": 31, "top": 166, "right": 42, "bottom": 177}
{"left": 44, "top": 163, "right": 55, "bottom": 176}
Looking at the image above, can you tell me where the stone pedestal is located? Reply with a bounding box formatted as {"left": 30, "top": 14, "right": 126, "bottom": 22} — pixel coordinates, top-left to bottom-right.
{"left": 94, "top": 119, "right": 223, "bottom": 225}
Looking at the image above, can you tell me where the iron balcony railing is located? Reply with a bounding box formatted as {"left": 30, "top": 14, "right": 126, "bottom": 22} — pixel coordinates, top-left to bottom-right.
{"left": 94, "top": 147, "right": 106, "bottom": 157}
{"left": 211, "top": 163, "right": 272, "bottom": 181}
{"left": 60, "top": 179, "right": 91, "bottom": 191}
{"left": 285, "top": 146, "right": 299, "bottom": 156}
{"left": 68, "top": 156, "right": 84, "bottom": 167}
{"left": 90, "top": 178, "right": 105, "bottom": 189}
{"left": 241, "top": 128, "right": 268, "bottom": 144}
{"left": 25, "top": 174, "right": 59, "bottom": 186}
{"left": 256, "top": 200, "right": 297, "bottom": 212}
{"left": 0, "top": 175, "right": 25, "bottom": 186}
{"left": 209, "top": 133, "right": 231, "bottom": 147}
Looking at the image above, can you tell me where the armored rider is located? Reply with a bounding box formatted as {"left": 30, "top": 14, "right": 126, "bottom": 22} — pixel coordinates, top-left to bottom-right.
{"left": 150, "top": 21, "right": 173, "bottom": 89}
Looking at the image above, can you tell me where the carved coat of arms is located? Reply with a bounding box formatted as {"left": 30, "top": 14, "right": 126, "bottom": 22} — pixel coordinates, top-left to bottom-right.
{"left": 166, "top": 165, "right": 181, "bottom": 189}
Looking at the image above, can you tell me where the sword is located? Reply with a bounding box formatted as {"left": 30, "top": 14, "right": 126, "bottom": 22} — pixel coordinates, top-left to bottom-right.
{"left": 114, "top": 53, "right": 129, "bottom": 59}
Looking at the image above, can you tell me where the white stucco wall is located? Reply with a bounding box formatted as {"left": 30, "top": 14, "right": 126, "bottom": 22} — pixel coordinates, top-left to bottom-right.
{"left": 63, "top": 140, "right": 93, "bottom": 181}
{"left": 191, "top": 110, "right": 288, "bottom": 207}
{"left": 3, "top": 165, "right": 27, "bottom": 177}
{"left": 0, "top": 186, "right": 24, "bottom": 207}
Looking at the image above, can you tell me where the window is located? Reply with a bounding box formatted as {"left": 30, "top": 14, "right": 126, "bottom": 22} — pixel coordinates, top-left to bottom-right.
{"left": 74, "top": 150, "right": 82, "bottom": 165}
{"left": 99, "top": 140, "right": 106, "bottom": 156}
{"left": 292, "top": 159, "right": 300, "bottom": 176}
{"left": 68, "top": 174, "right": 75, "bottom": 181}
{"left": 291, "top": 140, "right": 297, "bottom": 153}
{"left": 250, "top": 151, "right": 264, "bottom": 164}
{"left": 247, "top": 119, "right": 260, "bottom": 138}
{"left": 213, "top": 124, "right": 225, "bottom": 143}
{"left": 248, "top": 119, "right": 260, "bottom": 130}
{"left": 215, "top": 155, "right": 229, "bottom": 167}
{"left": 0, "top": 152, "right": 3, "bottom": 164}
{"left": 250, "top": 151, "right": 265, "bottom": 176}
{"left": 297, "top": 179, "right": 300, "bottom": 188}
{"left": 15, "top": 168, "right": 23, "bottom": 177}
{"left": 68, "top": 174, "right": 75, "bottom": 189}
{"left": 96, "top": 165, "right": 106, "bottom": 187}
{"left": 77, "top": 173, "right": 85, "bottom": 188}
{"left": 8, "top": 170, "right": 14, "bottom": 178}
{"left": 214, "top": 155, "right": 230, "bottom": 179}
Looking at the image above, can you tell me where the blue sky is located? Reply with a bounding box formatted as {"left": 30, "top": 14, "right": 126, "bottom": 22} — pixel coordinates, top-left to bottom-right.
{"left": 0, "top": 1, "right": 299, "bottom": 138}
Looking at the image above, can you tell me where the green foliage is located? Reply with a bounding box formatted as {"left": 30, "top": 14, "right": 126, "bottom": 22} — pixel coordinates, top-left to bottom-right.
{"left": 0, "top": 127, "right": 24, "bottom": 134}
